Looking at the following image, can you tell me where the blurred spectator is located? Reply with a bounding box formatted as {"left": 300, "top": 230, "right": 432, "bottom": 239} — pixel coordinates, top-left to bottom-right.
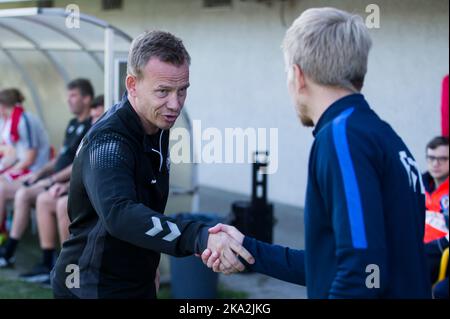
{"left": 423, "top": 136, "right": 449, "bottom": 299}
{"left": 425, "top": 236, "right": 448, "bottom": 299}
{"left": 19, "top": 182, "right": 71, "bottom": 284}
{"left": 90, "top": 94, "right": 104, "bottom": 124}
{"left": 19, "top": 94, "right": 104, "bottom": 283}
{"left": 423, "top": 136, "right": 449, "bottom": 243}
{"left": 0, "top": 88, "right": 50, "bottom": 241}
{"left": 0, "top": 78, "right": 93, "bottom": 269}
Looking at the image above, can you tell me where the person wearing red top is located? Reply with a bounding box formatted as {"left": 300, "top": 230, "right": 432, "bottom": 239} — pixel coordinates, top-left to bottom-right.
{"left": 423, "top": 136, "right": 449, "bottom": 243}
{"left": 0, "top": 89, "right": 50, "bottom": 243}
{"left": 423, "top": 136, "right": 449, "bottom": 299}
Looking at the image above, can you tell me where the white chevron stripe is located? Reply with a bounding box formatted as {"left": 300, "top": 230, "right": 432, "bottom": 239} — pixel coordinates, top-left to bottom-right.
{"left": 145, "top": 217, "right": 163, "bottom": 237}
{"left": 163, "top": 221, "right": 181, "bottom": 242}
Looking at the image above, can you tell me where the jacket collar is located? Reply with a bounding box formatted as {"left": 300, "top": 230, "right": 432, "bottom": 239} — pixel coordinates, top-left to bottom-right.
{"left": 312, "top": 93, "right": 370, "bottom": 137}
{"left": 116, "top": 92, "right": 163, "bottom": 153}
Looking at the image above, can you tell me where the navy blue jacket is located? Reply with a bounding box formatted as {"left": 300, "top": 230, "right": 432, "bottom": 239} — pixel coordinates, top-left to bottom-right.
{"left": 243, "top": 94, "right": 431, "bottom": 298}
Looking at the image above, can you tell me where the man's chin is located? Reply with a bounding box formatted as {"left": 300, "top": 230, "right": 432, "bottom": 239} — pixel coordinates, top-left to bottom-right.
{"left": 299, "top": 115, "right": 314, "bottom": 127}
{"left": 159, "top": 121, "right": 177, "bottom": 130}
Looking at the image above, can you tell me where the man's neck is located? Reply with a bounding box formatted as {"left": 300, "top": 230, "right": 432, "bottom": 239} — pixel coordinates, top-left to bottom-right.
{"left": 138, "top": 117, "right": 159, "bottom": 135}
{"left": 310, "top": 86, "right": 356, "bottom": 126}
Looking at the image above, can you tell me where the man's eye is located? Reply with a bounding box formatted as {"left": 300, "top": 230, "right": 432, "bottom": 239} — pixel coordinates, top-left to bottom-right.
{"left": 157, "top": 90, "right": 168, "bottom": 97}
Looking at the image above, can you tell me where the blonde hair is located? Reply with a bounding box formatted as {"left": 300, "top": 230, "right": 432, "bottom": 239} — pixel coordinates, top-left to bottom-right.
{"left": 282, "top": 7, "right": 372, "bottom": 92}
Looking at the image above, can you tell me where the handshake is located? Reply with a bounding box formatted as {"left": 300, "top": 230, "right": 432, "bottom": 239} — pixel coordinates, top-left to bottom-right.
{"left": 200, "top": 223, "right": 255, "bottom": 274}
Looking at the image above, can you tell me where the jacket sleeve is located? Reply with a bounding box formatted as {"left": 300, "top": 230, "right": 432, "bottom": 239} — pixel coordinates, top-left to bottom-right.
{"left": 18, "top": 115, "right": 36, "bottom": 149}
{"left": 317, "top": 125, "right": 388, "bottom": 298}
{"left": 81, "top": 131, "right": 208, "bottom": 256}
{"left": 243, "top": 236, "right": 306, "bottom": 285}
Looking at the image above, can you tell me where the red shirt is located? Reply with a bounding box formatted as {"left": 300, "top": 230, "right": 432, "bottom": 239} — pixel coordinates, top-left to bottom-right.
{"left": 423, "top": 174, "right": 449, "bottom": 243}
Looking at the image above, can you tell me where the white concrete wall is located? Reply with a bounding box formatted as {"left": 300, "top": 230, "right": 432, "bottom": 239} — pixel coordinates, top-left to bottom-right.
{"left": 1, "top": 0, "right": 448, "bottom": 207}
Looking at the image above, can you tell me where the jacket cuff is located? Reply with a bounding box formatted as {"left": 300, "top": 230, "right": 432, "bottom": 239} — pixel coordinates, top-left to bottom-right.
{"left": 194, "top": 226, "right": 210, "bottom": 254}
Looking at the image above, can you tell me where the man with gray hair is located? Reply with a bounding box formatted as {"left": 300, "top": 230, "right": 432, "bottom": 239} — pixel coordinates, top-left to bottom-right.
{"left": 51, "top": 30, "right": 254, "bottom": 299}
{"left": 202, "top": 7, "right": 431, "bottom": 298}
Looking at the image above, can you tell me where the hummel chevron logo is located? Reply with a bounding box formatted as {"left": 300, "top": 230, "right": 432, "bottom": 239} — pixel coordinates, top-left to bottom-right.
{"left": 145, "top": 217, "right": 181, "bottom": 242}
{"left": 145, "top": 217, "right": 163, "bottom": 237}
{"left": 163, "top": 222, "right": 181, "bottom": 241}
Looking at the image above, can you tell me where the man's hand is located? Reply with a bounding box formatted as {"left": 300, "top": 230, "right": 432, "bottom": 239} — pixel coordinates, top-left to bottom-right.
{"left": 209, "top": 223, "right": 245, "bottom": 243}
{"left": 202, "top": 224, "right": 253, "bottom": 274}
{"left": 35, "top": 177, "right": 53, "bottom": 189}
{"left": 5, "top": 168, "right": 23, "bottom": 177}
{"left": 48, "top": 183, "right": 69, "bottom": 198}
{"left": 22, "top": 173, "right": 39, "bottom": 185}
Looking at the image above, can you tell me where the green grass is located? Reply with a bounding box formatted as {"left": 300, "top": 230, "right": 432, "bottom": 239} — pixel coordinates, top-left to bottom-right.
{"left": 0, "top": 277, "right": 247, "bottom": 299}
{"left": 0, "top": 277, "right": 53, "bottom": 299}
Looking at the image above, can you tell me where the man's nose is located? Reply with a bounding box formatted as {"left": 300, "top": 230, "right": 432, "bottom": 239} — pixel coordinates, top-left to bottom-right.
{"left": 166, "top": 94, "right": 181, "bottom": 111}
{"left": 431, "top": 160, "right": 441, "bottom": 167}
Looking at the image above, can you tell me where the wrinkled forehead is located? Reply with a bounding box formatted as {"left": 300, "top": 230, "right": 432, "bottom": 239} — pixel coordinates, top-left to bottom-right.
{"left": 141, "top": 58, "right": 189, "bottom": 86}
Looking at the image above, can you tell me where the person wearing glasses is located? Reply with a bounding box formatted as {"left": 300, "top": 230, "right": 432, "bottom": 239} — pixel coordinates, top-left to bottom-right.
{"left": 423, "top": 136, "right": 449, "bottom": 244}
{"left": 422, "top": 136, "right": 448, "bottom": 299}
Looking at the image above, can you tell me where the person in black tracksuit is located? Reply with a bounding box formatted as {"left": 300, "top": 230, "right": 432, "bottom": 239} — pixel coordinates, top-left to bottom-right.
{"left": 52, "top": 96, "right": 209, "bottom": 298}
{"left": 51, "top": 31, "right": 253, "bottom": 299}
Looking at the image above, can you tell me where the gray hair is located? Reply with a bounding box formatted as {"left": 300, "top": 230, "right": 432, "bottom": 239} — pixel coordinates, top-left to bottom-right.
{"left": 282, "top": 7, "right": 372, "bottom": 92}
{"left": 127, "top": 30, "right": 191, "bottom": 79}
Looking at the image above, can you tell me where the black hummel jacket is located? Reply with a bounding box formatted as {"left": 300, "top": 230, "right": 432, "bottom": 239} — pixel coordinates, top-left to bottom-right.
{"left": 51, "top": 95, "right": 208, "bottom": 299}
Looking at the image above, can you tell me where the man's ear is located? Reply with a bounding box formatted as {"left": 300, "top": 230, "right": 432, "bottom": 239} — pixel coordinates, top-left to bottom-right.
{"left": 293, "top": 64, "right": 306, "bottom": 93}
{"left": 126, "top": 74, "right": 137, "bottom": 97}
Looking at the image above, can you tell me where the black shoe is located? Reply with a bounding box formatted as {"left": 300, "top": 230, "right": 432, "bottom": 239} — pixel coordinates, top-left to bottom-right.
{"left": 19, "top": 263, "right": 51, "bottom": 283}
{"left": 0, "top": 247, "right": 15, "bottom": 268}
